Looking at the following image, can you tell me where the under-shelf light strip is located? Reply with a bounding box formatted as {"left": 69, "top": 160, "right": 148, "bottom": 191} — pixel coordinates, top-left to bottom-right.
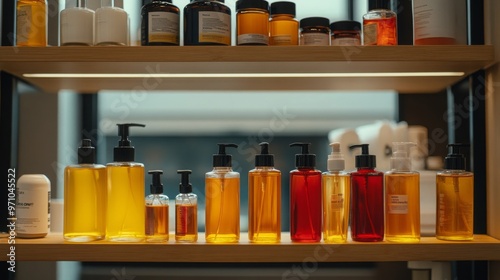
{"left": 23, "top": 72, "right": 465, "bottom": 78}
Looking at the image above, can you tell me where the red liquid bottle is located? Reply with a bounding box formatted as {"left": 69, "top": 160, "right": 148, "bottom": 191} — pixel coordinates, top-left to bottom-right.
{"left": 349, "top": 144, "right": 384, "bottom": 242}
{"left": 289, "top": 142, "right": 322, "bottom": 242}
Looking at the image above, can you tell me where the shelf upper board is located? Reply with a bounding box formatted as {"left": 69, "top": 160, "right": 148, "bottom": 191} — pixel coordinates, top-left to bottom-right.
{"left": 1, "top": 234, "right": 499, "bottom": 262}
{"left": 0, "top": 45, "right": 494, "bottom": 93}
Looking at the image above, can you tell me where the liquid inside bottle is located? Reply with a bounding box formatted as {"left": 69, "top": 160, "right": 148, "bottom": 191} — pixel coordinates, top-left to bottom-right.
{"left": 363, "top": 9, "right": 397, "bottom": 45}
{"left": 269, "top": 14, "right": 299, "bottom": 45}
{"left": 237, "top": 9, "right": 269, "bottom": 45}
{"left": 322, "top": 172, "right": 350, "bottom": 243}
{"left": 175, "top": 204, "right": 197, "bottom": 242}
{"left": 145, "top": 204, "right": 169, "bottom": 242}
{"left": 16, "top": 0, "right": 47, "bottom": 46}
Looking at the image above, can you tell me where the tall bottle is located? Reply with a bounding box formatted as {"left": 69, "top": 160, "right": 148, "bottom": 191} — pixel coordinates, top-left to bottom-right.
{"left": 141, "top": 0, "right": 180, "bottom": 46}
{"left": 175, "top": 170, "right": 198, "bottom": 242}
{"left": 16, "top": 0, "right": 47, "bottom": 46}
{"left": 289, "top": 142, "right": 321, "bottom": 242}
{"left": 363, "top": 0, "right": 397, "bottom": 45}
{"left": 385, "top": 142, "right": 420, "bottom": 243}
{"left": 64, "top": 139, "right": 106, "bottom": 242}
{"left": 95, "top": 0, "right": 129, "bottom": 46}
{"left": 205, "top": 143, "right": 240, "bottom": 243}
{"left": 145, "top": 170, "right": 169, "bottom": 242}
{"left": 248, "top": 142, "right": 281, "bottom": 243}
{"left": 269, "top": 1, "right": 298, "bottom": 45}
{"left": 436, "top": 144, "right": 474, "bottom": 241}
{"left": 413, "top": 0, "right": 457, "bottom": 45}
{"left": 60, "top": 0, "right": 95, "bottom": 46}
{"left": 106, "top": 123, "right": 146, "bottom": 242}
{"left": 349, "top": 144, "right": 384, "bottom": 242}
{"left": 322, "top": 143, "right": 350, "bottom": 243}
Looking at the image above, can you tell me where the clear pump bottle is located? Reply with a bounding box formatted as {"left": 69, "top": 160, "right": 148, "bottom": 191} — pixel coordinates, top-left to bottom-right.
{"left": 322, "top": 143, "right": 350, "bottom": 243}
{"left": 349, "top": 144, "right": 384, "bottom": 242}
{"left": 385, "top": 142, "right": 420, "bottom": 243}
{"left": 205, "top": 143, "right": 240, "bottom": 243}
{"left": 436, "top": 144, "right": 474, "bottom": 241}
{"left": 248, "top": 142, "right": 281, "bottom": 243}
{"left": 289, "top": 142, "right": 322, "bottom": 242}
{"left": 145, "top": 170, "right": 169, "bottom": 242}
{"left": 175, "top": 170, "right": 198, "bottom": 242}
{"left": 64, "top": 139, "right": 106, "bottom": 242}
{"left": 106, "top": 123, "right": 146, "bottom": 242}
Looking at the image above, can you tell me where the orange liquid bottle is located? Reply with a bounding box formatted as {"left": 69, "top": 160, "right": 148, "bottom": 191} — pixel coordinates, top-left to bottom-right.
{"left": 16, "top": 0, "right": 47, "bottom": 46}
{"left": 145, "top": 170, "right": 169, "bottom": 242}
{"left": 363, "top": 8, "right": 397, "bottom": 45}
{"left": 236, "top": 0, "right": 269, "bottom": 45}
{"left": 269, "top": 1, "right": 298, "bottom": 46}
{"left": 175, "top": 170, "right": 198, "bottom": 243}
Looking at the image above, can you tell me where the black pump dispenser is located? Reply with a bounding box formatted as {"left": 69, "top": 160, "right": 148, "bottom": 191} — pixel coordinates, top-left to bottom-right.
{"left": 255, "top": 142, "right": 274, "bottom": 167}
{"left": 213, "top": 143, "right": 238, "bottom": 167}
{"left": 290, "top": 142, "right": 315, "bottom": 168}
{"left": 350, "top": 144, "right": 376, "bottom": 168}
{"left": 444, "top": 144, "right": 469, "bottom": 170}
{"left": 78, "top": 139, "right": 96, "bottom": 164}
{"left": 148, "top": 170, "right": 163, "bottom": 194}
{"left": 177, "top": 170, "right": 193, "bottom": 193}
{"left": 113, "top": 123, "right": 146, "bottom": 162}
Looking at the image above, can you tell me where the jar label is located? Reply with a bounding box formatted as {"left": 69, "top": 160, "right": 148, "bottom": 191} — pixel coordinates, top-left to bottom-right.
{"left": 270, "top": 35, "right": 293, "bottom": 45}
{"left": 363, "top": 23, "right": 378, "bottom": 45}
{"left": 414, "top": 0, "right": 456, "bottom": 40}
{"left": 148, "top": 12, "right": 179, "bottom": 44}
{"left": 237, "top": 34, "right": 268, "bottom": 45}
{"left": 300, "top": 33, "right": 329, "bottom": 46}
{"left": 198, "top": 11, "right": 231, "bottom": 45}
{"left": 332, "top": 37, "right": 361, "bottom": 46}
{"left": 388, "top": 195, "right": 408, "bottom": 214}
{"left": 16, "top": 188, "right": 50, "bottom": 234}
{"left": 16, "top": 5, "right": 33, "bottom": 45}
{"left": 330, "top": 193, "right": 344, "bottom": 211}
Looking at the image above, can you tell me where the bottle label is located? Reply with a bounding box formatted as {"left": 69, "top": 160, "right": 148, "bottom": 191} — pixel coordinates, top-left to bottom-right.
{"left": 16, "top": 5, "right": 32, "bottom": 45}
{"left": 237, "top": 34, "right": 268, "bottom": 45}
{"left": 414, "top": 0, "right": 456, "bottom": 40}
{"left": 388, "top": 195, "right": 408, "bottom": 214}
{"left": 332, "top": 37, "right": 361, "bottom": 46}
{"left": 148, "top": 12, "right": 179, "bottom": 44}
{"left": 363, "top": 23, "right": 378, "bottom": 45}
{"left": 300, "top": 33, "right": 329, "bottom": 46}
{"left": 330, "top": 193, "right": 344, "bottom": 210}
{"left": 176, "top": 205, "right": 188, "bottom": 235}
{"left": 16, "top": 188, "right": 50, "bottom": 234}
{"left": 438, "top": 193, "right": 446, "bottom": 227}
{"left": 198, "top": 11, "right": 231, "bottom": 45}
{"left": 270, "top": 35, "right": 293, "bottom": 45}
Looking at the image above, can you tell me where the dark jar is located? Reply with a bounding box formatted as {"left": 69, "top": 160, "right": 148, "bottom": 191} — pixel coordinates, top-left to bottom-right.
{"left": 141, "top": 0, "right": 180, "bottom": 46}
{"left": 184, "top": 0, "right": 231, "bottom": 46}
{"left": 330, "top": 20, "right": 361, "bottom": 46}
{"left": 299, "top": 17, "right": 330, "bottom": 46}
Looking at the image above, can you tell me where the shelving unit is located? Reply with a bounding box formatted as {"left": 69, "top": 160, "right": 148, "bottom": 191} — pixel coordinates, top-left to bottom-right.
{"left": 1, "top": 234, "right": 499, "bottom": 263}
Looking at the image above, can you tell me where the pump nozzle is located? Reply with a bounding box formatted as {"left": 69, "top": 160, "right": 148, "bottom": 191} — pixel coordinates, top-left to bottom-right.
{"left": 327, "top": 142, "right": 345, "bottom": 171}
{"left": 290, "top": 142, "right": 315, "bottom": 168}
{"left": 114, "top": 123, "right": 146, "bottom": 162}
{"left": 117, "top": 123, "right": 146, "bottom": 146}
{"left": 350, "top": 144, "right": 376, "bottom": 168}
{"left": 148, "top": 170, "right": 163, "bottom": 194}
{"left": 177, "top": 170, "right": 193, "bottom": 193}
{"left": 78, "top": 139, "right": 96, "bottom": 164}
{"left": 445, "top": 143, "right": 470, "bottom": 170}
{"left": 255, "top": 142, "right": 274, "bottom": 167}
{"left": 213, "top": 143, "right": 238, "bottom": 167}
{"left": 391, "top": 142, "right": 416, "bottom": 171}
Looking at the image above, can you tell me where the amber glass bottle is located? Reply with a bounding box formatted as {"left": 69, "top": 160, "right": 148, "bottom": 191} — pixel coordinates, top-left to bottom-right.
{"left": 16, "top": 0, "right": 47, "bottom": 46}
{"left": 236, "top": 0, "right": 269, "bottom": 45}
{"left": 141, "top": 0, "right": 180, "bottom": 46}
{"left": 269, "top": 1, "right": 298, "bottom": 46}
{"left": 184, "top": 0, "right": 231, "bottom": 46}
{"left": 363, "top": 1, "right": 397, "bottom": 46}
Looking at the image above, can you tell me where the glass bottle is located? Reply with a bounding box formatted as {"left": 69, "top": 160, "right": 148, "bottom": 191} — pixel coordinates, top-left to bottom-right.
{"left": 184, "top": 0, "right": 231, "bottom": 46}
{"left": 95, "top": 0, "right": 129, "bottom": 46}
{"left": 236, "top": 0, "right": 269, "bottom": 46}
{"left": 363, "top": 1, "right": 397, "bottom": 46}
{"left": 141, "top": 0, "right": 180, "bottom": 46}
{"left": 300, "top": 17, "right": 330, "bottom": 46}
{"left": 330, "top": 20, "right": 361, "bottom": 46}
{"left": 269, "top": 1, "right": 298, "bottom": 46}
{"left": 175, "top": 170, "right": 198, "bottom": 243}
{"left": 60, "top": 0, "right": 95, "bottom": 46}
{"left": 145, "top": 170, "right": 169, "bottom": 242}
{"left": 16, "top": 0, "right": 47, "bottom": 46}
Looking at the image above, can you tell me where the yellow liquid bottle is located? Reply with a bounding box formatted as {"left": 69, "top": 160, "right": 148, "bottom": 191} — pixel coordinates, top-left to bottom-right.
{"left": 385, "top": 142, "right": 420, "bottom": 243}
{"left": 175, "top": 170, "right": 198, "bottom": 243}
{"left": 436, "top": 144, "right": 474, "bottom": 241}
{"left": 248, "top": 142, "right": 281, "bottom": 243}
{"left": 205, "top": 144, "right": 240, "bottom": 243}
{"left": 145, "top": 170, "right": 169, "bottom": 242}
{"left": 64, "top": 140, "right": 106, "bottom": 242}
{"left": 16, "top": 0, "right": 47, "bottom": 46}
{"left": 322, "top": 143, "right": 350, "bottom": 243}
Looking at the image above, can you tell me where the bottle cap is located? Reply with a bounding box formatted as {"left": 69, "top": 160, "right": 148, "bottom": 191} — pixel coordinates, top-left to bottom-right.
{"left": 390, "top": 142, "right": 416, "bottom": 171}
{"left": 444, "top": 143, "right": 469, "bottom": 170}
{"left": 236, "top": 0, "right": 268, "bottom": 11}
{"left": 113, "top": 123, "right": 146, "bottom": 162}
{"left": 327, "top": 142, "right": 345, "bottom": 171}
{"left": 148, "top": 170, "right": 163, "bottom": 194}
{"left": 350, "top": 144, "right": 376, "bottom": 168}
{"left": 270, "top": 1, "right": 295, "bottom": 16}
{"left": 177, "top": 170, "right": 193, "bottom": 194}
{"left": 255, "top": 142, "right": 274, "bottom": 167}
{"left": 290, "top": 142, "right": 315, "bottom": 168}
{"left": 300, "top": 17, "right": 330, "bottom": 29}
{"left": 78, "top": 139, "right": 96, "bottom": 164}
{"left": 213, "top": 143, "right": 238, "bottom": 167}
{"left": 330, "top": 20, "right": 361, "bottom": 32}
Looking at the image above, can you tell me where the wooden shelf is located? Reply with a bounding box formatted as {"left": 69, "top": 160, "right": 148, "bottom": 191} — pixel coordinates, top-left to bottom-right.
{"left": 0, "top": 45, "right": 494, "bottom": 93}
{"left": 1, "top": 233, "right": 499, "bottom": 262}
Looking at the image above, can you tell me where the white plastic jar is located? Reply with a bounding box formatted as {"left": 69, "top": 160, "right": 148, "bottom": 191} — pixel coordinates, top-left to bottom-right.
{"left": 17, "top": 174, "right": 51, "bottom": 238}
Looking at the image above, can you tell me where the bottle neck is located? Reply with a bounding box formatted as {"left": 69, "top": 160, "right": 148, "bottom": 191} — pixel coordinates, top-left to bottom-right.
{"left": 213, "top": 166, "right": 233, "bottom": 172}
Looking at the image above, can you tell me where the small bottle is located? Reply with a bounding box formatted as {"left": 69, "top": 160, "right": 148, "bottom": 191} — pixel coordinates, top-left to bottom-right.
{"left": 322, "top": 143, "right": 350, "bottom": 243}
{"left": 64, "top": 139, "right": 106, "bottom": 242}
{"left": 236, "top": 0, "right": 269, "bottom": 46}
{"left": 349, "top": 144, "right": 384, "bottom": 242}
{"left": 385, "top": 142, "right": 420, "bottom": 243}
{"left": 363, "top": 1, "right": 397, "bottom": 46}
{"left": 60, "top": 0, "right": 95, "bottom": 46}
{"left": 141, "top": 0, "right": 180, "bottom": 46}
{"left": 436, "top": 144, "right": 474, "bottom": 241}
{"left": 16, "top": 0, "right": 47, "bottom": 46}
{"left": 269, "top": 1, "right": 298, "bottom": 46}
{"left": 289, "top": 142, "right": 322, "bottom": 242}
{"left": 145, "top": 170, "right": 169, "bottom": 242}
{"left": 95, "top": 0, "right": 129, "bottom": 46}
{"left": 330, "top": 20, "right": 361, "bottom": 46}
{"left": 184, "top": 0, "right": 232, "bottom": 46}
{"left": 106, "top": 123, "right": 146, "bottom": 242}
{"left": 299, "top": 17, "right": 330, "bottom": 46}
{"left": 205, "top": 143, "right": 240, "bottom": 243}
{"left": 413, "top": 0, "right": 457, "bottom": 45}
{"left": 16, "top": 174, "right": 51, "bottom": 238}
{"left": 248, "top": 142, "right": 281, "bottom": 243}
{"left": 175, "top": 170, "right": 198, "bottom": 243}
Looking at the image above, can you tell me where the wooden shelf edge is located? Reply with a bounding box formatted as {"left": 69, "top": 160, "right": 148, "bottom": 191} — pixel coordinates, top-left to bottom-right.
{"left": 1, "top": 234, "right": 499, "bottom": 263}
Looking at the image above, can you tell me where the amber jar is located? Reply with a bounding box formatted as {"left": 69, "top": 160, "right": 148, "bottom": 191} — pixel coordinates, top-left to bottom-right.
{"left": 269, "top": 1, "right": 298, "bottom": 46}
{"left": 236, "top": 0, "right": 269, "bottom": 45}
{"left": 300, "top": 17, "right": 330, "bottom": 46}
{"left": 184, "top": 0, "right": 231, "bottom": 46}
{"left": 330, "top": 20, "right": 361, "bottom": 46}
{"left": 141, "top": 0, "right": 180, "bottom": 46}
